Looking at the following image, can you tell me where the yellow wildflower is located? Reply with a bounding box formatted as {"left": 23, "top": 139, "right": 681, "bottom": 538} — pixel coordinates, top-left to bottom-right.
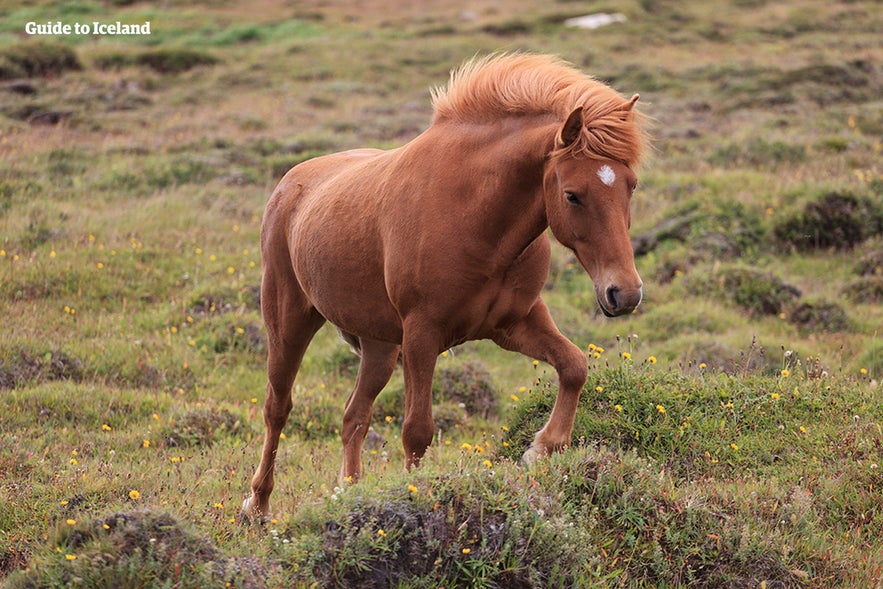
{"left": 408, "top": 485, "right": 419, "bottom": 494}
{"left": 647, "top": 356, "right": 657, "bottom": 364}
{"left": 655, "top": 404, "right": 666, "bottom": 415}
{"left": 129, "top": 490, "right": 141, "bottom": 500}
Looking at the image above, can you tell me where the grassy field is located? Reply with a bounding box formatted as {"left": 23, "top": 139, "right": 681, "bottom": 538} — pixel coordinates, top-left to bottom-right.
{"left": 1, "top": 0, "right": 881, "bottom": 586}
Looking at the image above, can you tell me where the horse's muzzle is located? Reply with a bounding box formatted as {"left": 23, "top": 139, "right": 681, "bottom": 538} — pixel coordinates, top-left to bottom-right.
{"left": 598, "top": 284, "right": 642, "bottom": 317}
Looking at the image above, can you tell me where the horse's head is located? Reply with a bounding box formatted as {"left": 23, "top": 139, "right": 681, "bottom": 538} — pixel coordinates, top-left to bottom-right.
{"left": 544, "top": 106, "right": 642, "bottom": 317}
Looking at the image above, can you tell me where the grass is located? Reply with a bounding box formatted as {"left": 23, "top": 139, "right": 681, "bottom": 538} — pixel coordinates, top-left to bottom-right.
{"left": 1, "top": 0, "right": 882, "bottom": 586}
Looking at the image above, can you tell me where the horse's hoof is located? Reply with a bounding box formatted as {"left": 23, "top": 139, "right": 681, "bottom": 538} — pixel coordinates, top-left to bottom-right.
{"left": 521, "top": 444, "right": 542, "bottom": 466}
{"left": 239, "top": 496, "right": 266, "bottom": 524}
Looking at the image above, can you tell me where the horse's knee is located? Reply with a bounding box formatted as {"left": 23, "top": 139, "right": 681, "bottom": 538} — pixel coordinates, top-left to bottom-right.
{"left": 558, "top": 346, "right": 588, "bottom": 392}
{"left": 402, "top": 417, "right": 434, "bottom": 464}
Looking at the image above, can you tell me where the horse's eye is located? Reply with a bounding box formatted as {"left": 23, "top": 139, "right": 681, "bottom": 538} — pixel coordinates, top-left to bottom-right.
{"left": 565, "top": 191, "right": 581, "bottom": 205}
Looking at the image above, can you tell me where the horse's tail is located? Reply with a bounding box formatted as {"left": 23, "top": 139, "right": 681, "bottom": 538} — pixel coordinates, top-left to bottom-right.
{"left": 338, "top": 329, "right": 362, "bottom": 357}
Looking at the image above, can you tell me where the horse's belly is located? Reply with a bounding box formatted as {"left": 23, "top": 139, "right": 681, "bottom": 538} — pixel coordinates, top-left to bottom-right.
{"left": 290, "top": 221, "right": 403, "bottom": 344}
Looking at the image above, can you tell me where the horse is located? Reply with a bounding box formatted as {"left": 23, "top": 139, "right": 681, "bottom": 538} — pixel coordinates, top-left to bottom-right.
{"left": 242, "top": 53, "right": 648, "bottom": 520}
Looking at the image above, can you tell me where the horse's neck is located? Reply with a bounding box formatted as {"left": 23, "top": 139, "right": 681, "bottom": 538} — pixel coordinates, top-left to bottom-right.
{"left": 415, "top": 117, "right": 556, "bottom": 248}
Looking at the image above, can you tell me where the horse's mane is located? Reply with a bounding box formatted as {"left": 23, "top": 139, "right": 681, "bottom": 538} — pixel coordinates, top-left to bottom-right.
{"left": 431, "top": 53, "right": 647, "bottom": 167}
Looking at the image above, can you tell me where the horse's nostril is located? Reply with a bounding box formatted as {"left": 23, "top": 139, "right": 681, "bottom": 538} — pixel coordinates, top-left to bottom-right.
{"left": 606, "top": 286, "right": 620, "bottom": 310}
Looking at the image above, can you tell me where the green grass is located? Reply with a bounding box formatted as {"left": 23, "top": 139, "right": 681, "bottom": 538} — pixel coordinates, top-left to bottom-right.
{"left": 1, "top": 0, "right": 882, "bottom": 586}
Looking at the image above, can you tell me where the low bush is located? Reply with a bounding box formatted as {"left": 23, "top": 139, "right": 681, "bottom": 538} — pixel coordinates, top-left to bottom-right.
{"left": 687, "top": 266, "right": 801, "bottom": 316}
{"left": 0, "top": 41, "right": 81, "bottom": 80}
{"left": 788, "top": 300, "right": 852, "bottom": 332}
{"left": 773, "top": 192, "right": 883, "bottom": 251}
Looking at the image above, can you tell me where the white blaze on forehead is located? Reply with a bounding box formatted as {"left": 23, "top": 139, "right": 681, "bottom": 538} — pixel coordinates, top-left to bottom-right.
{"left": 597, "top": 164, "right": 616, "bottom": 187}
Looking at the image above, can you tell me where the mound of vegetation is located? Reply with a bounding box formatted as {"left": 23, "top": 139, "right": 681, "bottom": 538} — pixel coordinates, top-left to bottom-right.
{"left": 687, "top": 266, "right": 801, "bottom": 317}
{"left": 94, "top": 48, "right": 218, "bottom": 74}
{"left": 788, "top": 300, "right": 852, "bottom": 332}
{"left": 0, "top": 41, "right": 81, "bottom": 80}
{"left": 773, "top": 191, "right": 883, "bottom": 251}
{"left": 0, "top": 348, "right": 83, "bottom": 390}
{"left": 162, "top": 407, "right": 251, "bottom": 447}
{"left": 5, "top": 510, "right": 271, "bottom": 589}
{"left": 373, "top": 361, "right": 500, "bottom": 429}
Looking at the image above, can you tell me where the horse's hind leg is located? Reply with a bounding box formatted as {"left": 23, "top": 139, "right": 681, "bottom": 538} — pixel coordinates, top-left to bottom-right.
{"left": 241, "top": 288, "right": 324, "bottom": 522}
{"left": 340, "top": 338, "right": 400, "bottom": 483}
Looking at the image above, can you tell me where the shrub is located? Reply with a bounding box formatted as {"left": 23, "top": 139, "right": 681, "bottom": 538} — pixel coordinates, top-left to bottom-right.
{"left": 788, "top": 300, "right": 852, "bottom": 332}
{"left": 0, "top": 41, "right": 81, "bottom": 80}
{"left": 433, "top": 362, "right": 498, "bottom": 419}
{"left": 688, "top": 266, "right": 800, "bottom": 316}
{"left": 162, "top": 408, "right": 249, "bottom": 447}
{"left": 136, "top": 48, "right": 218, "bottom": 74}
{"left": 855, "top": 246, "right": 883, "bottom": 277}
{"left": 844, "top": 277, "right": 883, "bottom": 304}
{"left": 4, "top": 510, "right": 270, "bottom": 589}
{"left": 709, "top": 138, "right": 806, "bottom": 168}
{"left": 373, "top": 361, "right": 499, "bottom": 427}
{"left": 0, "top": 349, "right": 84, "bottom": 390}
{"left": 773, "top": 191, "right": 883, "bottom": 251}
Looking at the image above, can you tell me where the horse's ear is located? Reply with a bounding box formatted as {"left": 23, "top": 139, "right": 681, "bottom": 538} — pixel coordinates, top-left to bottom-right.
{"left": 557, "top": 106, "right": 584, "bottom": 148}
{"left": 625, "top": 94, "right": 639, "bottom": 111}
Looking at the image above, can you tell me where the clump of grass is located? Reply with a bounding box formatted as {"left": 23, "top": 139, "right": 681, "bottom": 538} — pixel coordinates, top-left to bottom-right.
{"left": 0, "top": 41, "right": 81, "bottom": 80}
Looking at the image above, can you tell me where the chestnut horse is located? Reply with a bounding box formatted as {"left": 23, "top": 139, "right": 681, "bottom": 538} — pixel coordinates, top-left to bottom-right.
{"left": 242, "top": 54, "right": 647, "bottom": 519}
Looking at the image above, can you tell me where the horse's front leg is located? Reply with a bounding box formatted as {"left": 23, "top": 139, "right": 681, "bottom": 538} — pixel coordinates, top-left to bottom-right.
{"left": 492, "top": 299, "right": 588, "bottom": 464}
{"left": 400, "top": 320, "right": 440, "bottom": 469}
